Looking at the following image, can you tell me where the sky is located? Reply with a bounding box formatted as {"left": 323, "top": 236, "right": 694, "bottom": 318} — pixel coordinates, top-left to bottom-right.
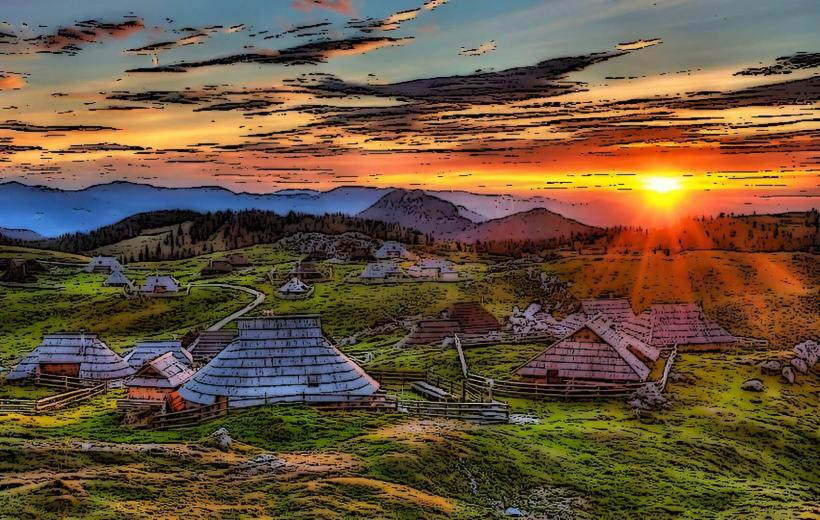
{"left": 0, "top": 0, "right": 818, "bottom": 224}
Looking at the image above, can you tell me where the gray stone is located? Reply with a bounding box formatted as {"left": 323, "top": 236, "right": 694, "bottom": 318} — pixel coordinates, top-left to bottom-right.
{"left": 741, "top": 379, "right": 764, "bottom": 392}
{"left": 781, "top": 366, "right": 796, "bottom": 384}
{"left": 211, "top": 427, "right": 232, "bottom": 450}
{"left": 760, "top": 360, "right": 781, "bottom": 375}
{"left": 794, "top": 340, "right": 819, "bottom": 366}
{"left": 504, "top": 507, "right": 527, "bottom": 517}
{"left": 790, "top": 357, "right": 809, "bottom": 374}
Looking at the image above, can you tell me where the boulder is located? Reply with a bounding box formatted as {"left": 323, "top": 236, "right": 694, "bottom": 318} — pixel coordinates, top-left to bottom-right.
{"left": 760, "top": 360, "right": 781, "bottom": 375}
{"left": 211, "top": 427, "right": 232, "bottom": 450}
{"left": 504, "top": 507, "right": 527, "bottom": 517}
{"left": 628, "top": 385, "right": 670, "bottom": 416}
{"left": 781, "top": 366, "right": 796, "bottom": 384}
{"left": 794, "top": 340, "right": 819, "bottom": 366}
{"left": 790, "top": 357, "right": 809, "bottom": 374}
{"left": 741, "top": 379, "right": 764, "bottom": 392}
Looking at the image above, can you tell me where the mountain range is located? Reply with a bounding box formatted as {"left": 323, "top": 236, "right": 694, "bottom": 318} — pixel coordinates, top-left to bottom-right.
{"left": 0, "top": 181, "right": 591, "bottom": 237}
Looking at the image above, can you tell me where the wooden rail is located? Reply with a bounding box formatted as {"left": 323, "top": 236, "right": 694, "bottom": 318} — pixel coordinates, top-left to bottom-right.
{"left": 464, "top": 374, "right": 650, "bottom": 400}
{"left": 398, "top": 400, "right": 510, "bottom": 424}
{"left": 0, "top": 383, "right": 106, "bottom": 415}
{"left": 34, "top": 373, "right": 98, "bottom": 390}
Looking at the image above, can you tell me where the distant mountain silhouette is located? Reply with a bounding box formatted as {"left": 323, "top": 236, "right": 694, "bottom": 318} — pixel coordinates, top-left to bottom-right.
{"left": 0, "top": 181, "right": 391, "bottom": 237}
{"left": 0, "top": 227, "right": 44, "bottom": 241}
{"left": 358, "top": 189, "right": 475, "bottom": 237}
{"left": 456, "top": 208, "right": 598, "bottom": 242}
{"left": 358, "top": 189, "right": 598, "bottom": 242}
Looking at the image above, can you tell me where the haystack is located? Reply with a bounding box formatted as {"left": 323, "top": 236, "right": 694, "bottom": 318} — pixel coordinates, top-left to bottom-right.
{"left": 178, "top": 316, "right": 380, "bottom": 408}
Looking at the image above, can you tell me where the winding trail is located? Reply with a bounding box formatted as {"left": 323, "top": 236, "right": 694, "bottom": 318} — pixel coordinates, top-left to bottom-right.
{"left": 189, "top": 283, "right": 266, "bottom": 331}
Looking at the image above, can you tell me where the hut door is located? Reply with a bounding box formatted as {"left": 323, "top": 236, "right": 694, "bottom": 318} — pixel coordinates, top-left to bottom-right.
{"left": 546, "top": 369, "right": 559, "bottom": 383}
{"left": 40, "top": 363, "right": 80, "bottom": 377}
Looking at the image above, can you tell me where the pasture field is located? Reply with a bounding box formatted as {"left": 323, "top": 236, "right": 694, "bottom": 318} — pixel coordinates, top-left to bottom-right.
{"left": 0, "top": 245, "right": 817, "bottom": 518}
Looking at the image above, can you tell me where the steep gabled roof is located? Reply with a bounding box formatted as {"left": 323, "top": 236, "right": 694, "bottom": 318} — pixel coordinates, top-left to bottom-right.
{"left": 139, "top": 274, "right": 180, "bottom": 293}
{"left": 360, "top": 261, "right": 404, "bottom": 279}
{"left": 517, "top": 315, "right": 657, "bottom": 382}
{"left": 103, "top": 270, "right": 133, "bottom": 287}
{"left": 126, "top": 352, "right": 195, "bottom": 389}
{"left": 446, "top": 301, "right": 500, "bottom": 334}
{"left": 580, "top": 298, "right": 635, "bottom": 325}
{"left": 279, "top": 277, "right": 311, "bottom": 294}
{"left": 178, "top": 315, "right": 380, "bottom": 408}
{"left": 122, "top": 340, "right": 192, "bottom": 370}
{"left": 83, "top": 256, "right": 122, "bottom": 272}
{"left": 6, "top": 333, "right": 135, "bottom": 381}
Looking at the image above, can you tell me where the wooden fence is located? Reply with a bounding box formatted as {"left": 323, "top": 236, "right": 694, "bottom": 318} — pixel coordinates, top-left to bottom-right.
{"left": 34, "top": 373, "right": 99, "bottom": 390}
{"left": 0, "top": 383, "right": 106, "bottom": 415}
{"left": 153, "top": 401, "right": 229, "bottom": 430}
{"left": 463, "top": 375, "right": 649, "bottom": 400}
{"left": 398, "top": 400, "right": 510, "bottom": 424}
{"left": 458, "top": 331, "right": 557, "bottom": 347}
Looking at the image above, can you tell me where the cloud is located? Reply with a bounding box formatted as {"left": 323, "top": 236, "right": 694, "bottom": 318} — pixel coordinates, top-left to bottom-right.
{"left": 459, "top": 40, "right": 496, "bottom": 57}
{"left": 292, "top": 0, "right": 354, "bottom": 15}
{"left": 735, "top": 52, "right": 820, "bottom": 76}
{"left": 348, "top": 9, "right": 421, "bottom": 33}
{"left": 12, "top": 18, "right": 144, "bottom": 56}
{"left": 422, "top": 0, "right": 449, "bottom": 10}
{"left": 0, "top": 120, "right": 118, "bottom": 132}
{"left": 125, "top": 36, "right": 411, "bottom": 73}
{"left": 616, "top": 38, "right": 662, "bottom": 51}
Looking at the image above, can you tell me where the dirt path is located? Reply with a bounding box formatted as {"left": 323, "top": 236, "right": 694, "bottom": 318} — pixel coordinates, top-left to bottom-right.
{"left": 190, "top": 283, "right": 266, "bottom": 331}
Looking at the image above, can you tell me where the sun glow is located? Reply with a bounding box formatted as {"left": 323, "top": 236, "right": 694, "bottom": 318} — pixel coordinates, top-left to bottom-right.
{"left": 643, "top": 176, "right": 682, "bottom": 194}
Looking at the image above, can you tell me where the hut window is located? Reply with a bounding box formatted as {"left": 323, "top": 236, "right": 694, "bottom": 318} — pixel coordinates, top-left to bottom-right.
{"left": 307, "top": 374, "right": 320, "bottom": 387}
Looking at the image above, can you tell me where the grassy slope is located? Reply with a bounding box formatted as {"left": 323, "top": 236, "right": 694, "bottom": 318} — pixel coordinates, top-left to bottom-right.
{"left": 0, "top": 245, "right": 817, "bottom": 518}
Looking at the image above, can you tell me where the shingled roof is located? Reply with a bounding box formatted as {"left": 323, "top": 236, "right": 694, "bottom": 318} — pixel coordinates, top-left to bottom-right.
{"left": 122, "top": 340, "right": 193, "bottom": 370}
{"left": 126, "top": 352, "right": 195, "bottom": 390}
{"left": 178, "top": 315, "right": 380, "bottom": 408}
{"left": 623, "top": 303, "right": 735, "bottom": 348}
{"left": 580, "top": 298, "right": 635, "bottom": 325}
{"left": 517, "top": 315, "right": 658, "bottom": 383}
{"left": 6, "top": 333, "right": 135, "bottom": 381}
{"left": 446, "top": 301, "right": 501, "bottom": 334}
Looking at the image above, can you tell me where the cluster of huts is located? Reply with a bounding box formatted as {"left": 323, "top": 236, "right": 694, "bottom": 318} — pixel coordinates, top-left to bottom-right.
{"left": 512, "top": 298, "right": 737, "bottom": 384}
{"left": 85, "top": 256, "right": 182, "bottom": 296}
{"left": 6, "top": 315, "right": 381, "bottom": 413}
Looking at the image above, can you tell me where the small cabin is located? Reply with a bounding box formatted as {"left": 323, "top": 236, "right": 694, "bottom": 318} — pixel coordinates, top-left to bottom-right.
{"left": 122, "top": 340, "right": 193, "bottom": 371}
{"left": 277, "top": 277, "right": 313, "bottom": 299}
{"left": 360, "top": 261, "right": 404, "bottom": 281}
{"left": 6, "top": 333, "right": 135, "bottom": 382}
{"left": 517, "top": 316, "right": 659, "bottom": 383}
{"left": 445, "top": 301, "right": 500, "bottom": 334}
{"left": 407, "top": 258, "right": 459, "bottom": 281}
{"left": 227, "top": 253, "right": 251, "bottom": 267}
{"left": 289, "top": 261, "right": 324, "bottom": 280}
{"left": 374, "top": 241, "right": 411, "bottom": 260}
{"left": 200, "top": 259, "right": 233, "bottom": 277}
{"left": 103, "top": 269, "right": 133, "bottom": 288}
{"left": 84, "top": 256, "right": 123, "bottom": 273}
{"left": 0, "top": 258, "right": 44, "bottom": 283}
{"left": 579, "top": 298, "right": 635, "bottom": 327}
{"left": 623, "top": 303, "right": 736, "bottom": 351}
{"left": 126, "top": 352, "right": 195, "bottom": 401}
{"left": 139, "top": 275, "right": 181, "bottom": 296}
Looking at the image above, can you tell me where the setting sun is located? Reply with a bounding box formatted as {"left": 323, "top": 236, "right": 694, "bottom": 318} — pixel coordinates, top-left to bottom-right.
{"left": 643, "top": 176, "right": 682, "bottom": 194}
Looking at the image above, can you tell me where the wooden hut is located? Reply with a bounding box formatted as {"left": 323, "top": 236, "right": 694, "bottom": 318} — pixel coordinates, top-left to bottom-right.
{"left": 407, "top": 258, "right": 459, "bottom": 281}
{"left": 579, "top": 298, "right": 635, "bottom": 326}
{"left": 200, "top": 259, "right": 233, "bottom": 277}
{"left": 289, "top": 261, "right": 324, "bottom": 280}
{"left": 83, "top": 256, "right": 122, "bottom": 273}
{"left": 6, "top": 333, "right": 135, "bottom": 382}
{"left": 122, "top": 340, "right": 193, "bottom": 371}
{"left": 187, "top": 330, "right": 238, "bottom": 364}
{"left": 125, "top": 352, "right": 195, "bottom": 401}
{"left": 517, "top": 315, "right": 659, "bottom": 383}
{"left": 0, "top": 259, "right": 44, "bottom": 283}
{"left": 277, "top": 277, "right": 313, "bottom": 299}
{"left": 374, "top": 241, "right": 411, "bottom": 260}
{"left": 103, "top": 269, "right": 133, "bottom": 288}
{"left": 227, "top": 253, "right": 251, "bottom": 267}
{"left": 622, "top": 303, "right": 736, "bottom": 351}
{"left": 178, "top": 315, "right": 380, "bottom": 408}
{"left": 404, "top": 319, "right": 462, "bottom": 345}
{"left": 139, "top": 274, "right": 181, "bottom": 296}
{"left": 445, "top": 301, "right": 500, "bottom": 334}
{"left": 360, "top": 261, "right": 404, "bottom": 282}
